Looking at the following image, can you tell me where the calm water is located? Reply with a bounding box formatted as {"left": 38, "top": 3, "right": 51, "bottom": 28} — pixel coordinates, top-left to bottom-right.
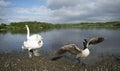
{"left": 0, "top": 28, "right": 120, "bottom": 63}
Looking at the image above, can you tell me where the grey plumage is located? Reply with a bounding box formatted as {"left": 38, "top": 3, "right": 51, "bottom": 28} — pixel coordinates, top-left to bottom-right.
{"left": 52, "top": 37, "right": 104, "bottom": 61}
{"left": 54, "top": 44, "right": 81, "bottom": 56}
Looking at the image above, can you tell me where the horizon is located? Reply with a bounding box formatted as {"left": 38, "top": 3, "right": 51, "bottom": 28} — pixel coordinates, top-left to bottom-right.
{"left": 1, "top": 21, "right": 120, "bottom": 25}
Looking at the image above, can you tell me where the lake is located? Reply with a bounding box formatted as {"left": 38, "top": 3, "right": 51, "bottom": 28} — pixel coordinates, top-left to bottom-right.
{"left": 0, "top": 28, "right": 120, "bottom": 64}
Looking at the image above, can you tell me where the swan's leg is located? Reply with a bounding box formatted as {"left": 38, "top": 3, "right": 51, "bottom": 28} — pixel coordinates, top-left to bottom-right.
{"left": 33, "top": 49, "right": 40, "bottom": 56}
{"left": 28, "top": 49, "right": 33, "bottom": 58}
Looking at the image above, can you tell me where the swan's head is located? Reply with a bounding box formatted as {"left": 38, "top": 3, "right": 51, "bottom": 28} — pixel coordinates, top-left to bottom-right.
{"left": 25, "top": 25, "right": 28, "bottom": 28}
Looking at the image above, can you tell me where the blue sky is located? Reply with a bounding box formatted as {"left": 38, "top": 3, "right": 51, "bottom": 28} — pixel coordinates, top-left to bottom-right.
{"left": 0, "top": 0, "right": 120, "bottom": 24}
{"left": 10, "top": 0, "right": 45, "bottom": 8}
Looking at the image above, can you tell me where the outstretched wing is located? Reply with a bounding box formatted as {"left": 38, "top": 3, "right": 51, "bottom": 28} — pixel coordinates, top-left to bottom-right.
{"left": 54, "top": 44, "right": 81, "bottom": 56}
{"left": 84, "top": 37, "right": 104, "bottom": 48}
{"left": 88, "top": 37, "right": 104, "bottom": 45}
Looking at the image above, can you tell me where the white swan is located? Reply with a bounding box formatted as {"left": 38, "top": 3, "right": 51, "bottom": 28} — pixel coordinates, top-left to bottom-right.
{"left": 22, "top": 25, "right": 43, "bottom": 57}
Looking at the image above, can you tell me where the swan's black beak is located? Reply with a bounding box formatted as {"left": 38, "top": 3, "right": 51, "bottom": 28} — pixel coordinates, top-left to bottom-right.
{"left": 24, "top": 25, "right": 26, "bottom": 29}
{"left": 24, "top": 25, "right": 28, "bottom": 28}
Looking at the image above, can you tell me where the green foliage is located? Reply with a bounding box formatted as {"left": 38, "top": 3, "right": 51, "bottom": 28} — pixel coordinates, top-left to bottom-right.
{"left": 9, "top": 21, "right": 54, "bottom": 29}
{"left": 8, "top": 21, "right": 55, "bottom": 34}
{"left": 0, "top": 21, "right": 120, "bottom": 33}
{"left": 0, "top": 23, "right": 7, "bottom": 29}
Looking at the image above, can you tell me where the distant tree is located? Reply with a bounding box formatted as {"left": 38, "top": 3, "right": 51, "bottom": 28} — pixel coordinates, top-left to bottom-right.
{"left": 0, "top": 23, "right": 7, "bottom": 29}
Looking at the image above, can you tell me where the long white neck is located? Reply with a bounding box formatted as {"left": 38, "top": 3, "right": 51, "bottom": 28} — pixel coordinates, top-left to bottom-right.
{"left": 26, "top": 25, "right": 30, "bottom": 39}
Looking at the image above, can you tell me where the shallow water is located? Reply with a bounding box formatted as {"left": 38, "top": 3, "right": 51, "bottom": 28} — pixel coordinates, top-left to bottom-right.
{"left": 0, "top": 28, "right": 120, "bottom": 64}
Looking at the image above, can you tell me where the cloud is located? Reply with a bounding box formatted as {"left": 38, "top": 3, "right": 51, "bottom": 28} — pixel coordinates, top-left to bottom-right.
{"left": 90, "top": 0, "right": 120, "bottom": 22}
{"left": 13, "top": 6, "right": 52, "bottom": 15}
{"left": 46, "top": 0, "right": 97, "bottom": 23}
{"left": 0, "top": 0, "right": 11, "bottom": 24}
{"left": 46, "top": 0, "right": 120, "bottom": 23}
{"left": 1, "top": 0, "right": 120, "bottom": 24}
{"left": 47, "top": 0, "right": 81, "bottom": 10}
{"left": 7, "top": 6, "right": 53, "bottom": 23}
{"left": 0, "top": 0, "right": 11, "bottom": 7}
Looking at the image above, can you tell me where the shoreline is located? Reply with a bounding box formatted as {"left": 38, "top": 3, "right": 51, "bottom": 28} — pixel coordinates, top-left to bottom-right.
{"left": 0, "top": 53, "right": 120, "bottom": 71}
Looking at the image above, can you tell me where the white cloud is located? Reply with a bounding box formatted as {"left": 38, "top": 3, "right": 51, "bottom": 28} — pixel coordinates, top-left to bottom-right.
{"left": 13, "top": 6, "right": 53, "bottom": 16}
{"left": 7, "top": 6, "right": 53, "bottom": 23}
{"left": 0, "top": 0, "right": 11, "bottom": 7}
{"left": 47, "top": 0, "right": 81, "bottom": 10}
{"left": 1, "top": 0, "right": 120, "bottom": 24}
{"left": 46, "top": 0, "right": 98, "bottom": 23}
{"left": 13, "top": 8, "right": 30, "bottom": 14}
{"left": 46, "top": 0, "right": 120, "bottom": 23}
{"left": 0, "top": 0, "right": 11, "bottom": 24}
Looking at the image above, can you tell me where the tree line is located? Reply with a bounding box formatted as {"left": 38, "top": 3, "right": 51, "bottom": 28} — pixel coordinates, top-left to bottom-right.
{"left": 0, "top": 21, "right": 120, "bottom": 31}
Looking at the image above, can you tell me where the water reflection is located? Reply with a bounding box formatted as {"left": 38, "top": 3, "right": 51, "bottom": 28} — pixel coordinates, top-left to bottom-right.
{"left": 0, "top": 28, "right": 120, "bottom": 63}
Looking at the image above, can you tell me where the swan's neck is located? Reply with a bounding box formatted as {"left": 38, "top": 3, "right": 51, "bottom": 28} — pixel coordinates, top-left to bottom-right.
{"left": 26, "top": 26, "right": 30, "bottom": 39}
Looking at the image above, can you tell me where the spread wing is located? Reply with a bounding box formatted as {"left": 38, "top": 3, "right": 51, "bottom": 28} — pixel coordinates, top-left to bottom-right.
{"left": 54, "top": 44, "right": 81, "bottom": 56}
{"left": 88, "top": 37, "right": 104, "bottom": 45}
{"left": 84, "top": 37, "right": 104, "bottom": 48}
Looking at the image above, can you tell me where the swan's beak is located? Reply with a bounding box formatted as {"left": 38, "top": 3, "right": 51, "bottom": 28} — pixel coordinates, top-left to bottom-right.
{"left": 24, "top": 25, "right": 28, "bottom": 28}
{"left": 24, "top": 26, "right": 26, "bottom": 29}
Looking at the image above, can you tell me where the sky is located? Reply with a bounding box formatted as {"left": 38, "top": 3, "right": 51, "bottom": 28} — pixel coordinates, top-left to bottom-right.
{"left": 0, "top": 0, "right": 120, "bottom": 24}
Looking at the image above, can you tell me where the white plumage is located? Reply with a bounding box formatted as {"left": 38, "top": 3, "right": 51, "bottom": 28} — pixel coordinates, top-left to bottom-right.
{"left": 22, "top": 25, "right": 43, "bottom": 57}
